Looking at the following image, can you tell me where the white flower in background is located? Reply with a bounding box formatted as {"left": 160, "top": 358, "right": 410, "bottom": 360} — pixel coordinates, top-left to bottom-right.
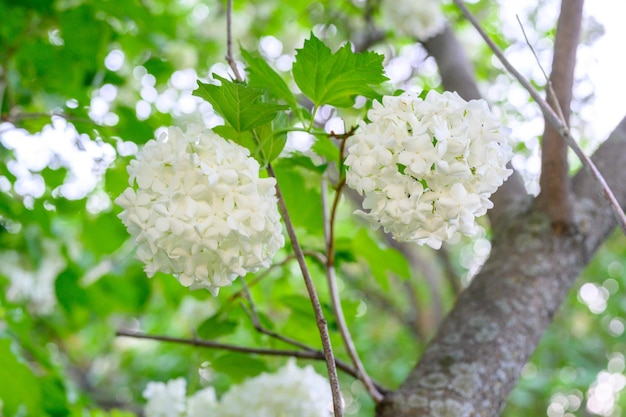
{"left": 0, "top": 238, "right": 66, "bottom": 316}
{"left": 143, "top": 360, "right": 331, "bottom": 417}
{"left": 380, "top": 0, "right": 446, "bottom": 41}
{"left": 143, "top": 378, "right": 187, "bottom": 417}
{"left": 345, "top": 91, "right": 513, "bottom": 249}
{"left": 218, "top": 359, "right": 332, "bottom": 417}
{"left": 115, "top": 126, "right": 284, "bottom": 295}
{"left": 186, "top": 387, "right": 220, "bottom": 417}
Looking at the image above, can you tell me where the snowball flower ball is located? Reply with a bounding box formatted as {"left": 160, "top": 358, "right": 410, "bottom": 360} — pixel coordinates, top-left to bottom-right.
{"left": 217, "top": 359, "right": 332, "bottom": 417}
{"left": 143, "top": 378, "right": 187, "bottom": 417}
{"left": 345, "top": 91, "right": 513, "bottom": 249}
{"left": 115, "top": 126, "right": 284, "bottom": 295}
{"left": 380, "top": 0, "right": 446, "bottom": 41}
{"left": 186, "top": 387, "right": 220, "bottom": 416}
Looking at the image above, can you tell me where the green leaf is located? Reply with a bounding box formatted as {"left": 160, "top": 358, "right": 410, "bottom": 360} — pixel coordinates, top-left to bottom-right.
{"left": 196, "top": 313, "right": 239, "bottom": 340}
{"left": 105, "top": 159, "right": 131, "bottom": 199}
{"left": 213, "top": 119, "right": 286, "bottom": 167}
{"left": 241, "top": 48, "right": 298, "bottom": 110}
{"left": 292, "top": 33, "right": 388, "bottom": 107}
{"left": 212, "top": 125, "right": 253, "bottom": 147}
{"left": 193, "top": 75, "right": 288, "bottom": 133}
{"left": 280, "top": 294, "right": 315, "bottom": 318}
{"left": 212, "top": 353, "right": 268, "bottom": 382}
{"left": 55, "top": 267, "right": 91, "bottom": 327}
{"left": 41, "top": 166, "right": 67, "bottom": 190}
{"left": 89, "top": 265, "right": 152, "bottom": 316}
{"left": 82, "top": 213, "right": 127, "bottom": 256}
{"left": 253, "top": 122, "right": 286, "bottom": 166}
{"left": 272, "top": 162, "right": 324, "bottom": 234}
{"left": 279, "top": 154, "right": 327, "bottom": 175}
{"left": 312, "top": 136, "right": 339, "bottom": 163}
{"left": 116, "top": 106, "right": 155, "bottom": 144}
{"left": 41, "top": 375, "right": 70, "bottom": 417}
{"left": 0, "top": 338, "right": 43, "bottom": 416}
{"left": 352, "top": 229, "right": 411, "bottom": 291}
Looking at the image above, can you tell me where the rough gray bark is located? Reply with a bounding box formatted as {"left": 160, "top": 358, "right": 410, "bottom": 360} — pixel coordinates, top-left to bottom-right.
{"left": 375, "top": 4, "right": 626, "bottom": 416}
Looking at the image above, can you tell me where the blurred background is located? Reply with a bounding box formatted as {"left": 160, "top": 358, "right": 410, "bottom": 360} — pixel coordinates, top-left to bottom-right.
{"left": 0, "top": 0, "right": 624, "bottom": 416}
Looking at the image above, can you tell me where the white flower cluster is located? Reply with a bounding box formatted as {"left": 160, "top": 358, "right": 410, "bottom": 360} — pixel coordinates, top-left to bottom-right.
{"left": 143, "top": 378, "right": 188, "bottom": 417}
{"left": 143, "top": 360, "right": 332, "bottom": 417}
{"left": 115, "top": 126, "right": 284, "bottom": 295}
{"left": 0, "top": 239, "right": 66, "bottom": 316}
{"left": 380, "top": 0, "right": 446, "bottom": 41}
{"left": 345, "top": 91, "right": 513, "bottom": 249}
{"left": 217, "top": 359, "right": 332, "bottom": 417}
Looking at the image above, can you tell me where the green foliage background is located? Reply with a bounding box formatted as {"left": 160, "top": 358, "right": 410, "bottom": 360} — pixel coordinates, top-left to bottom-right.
{"left": 0, "top": 0, "right": 624, "bottom": 416}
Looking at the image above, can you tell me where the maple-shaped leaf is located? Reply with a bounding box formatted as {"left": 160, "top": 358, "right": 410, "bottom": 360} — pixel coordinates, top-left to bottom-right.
{"left": 241, "top": 48, "right": 298, "bottom": 111}
{"left": 292, "top": 33, "right": 388, "bottom": 108}
{"left": 193, "top": 74, "right": 288, "bottom": 132}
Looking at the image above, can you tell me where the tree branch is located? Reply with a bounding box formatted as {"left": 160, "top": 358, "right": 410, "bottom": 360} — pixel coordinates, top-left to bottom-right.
{"left": 225, "top": 0, "right": 243, "bottom": 82}
{"left": 115, "top": 329, "right": 386, "bottom": 391}
{"left": 239, "top": 278, "right": 317, "bottom": 352}
{"left": 322, "top": 179, "right": 384, "bottom": 403}
{"left": 535, "top": 0, "right": 584, "bottom": 228}
{"left": 267, "top": 164, "right": 344, "bottom": 417}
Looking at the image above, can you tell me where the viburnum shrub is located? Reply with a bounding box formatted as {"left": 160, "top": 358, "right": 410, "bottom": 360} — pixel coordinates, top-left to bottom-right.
{"left": 115, "top": 32, "right": 513, "bottom": 417}
{"left": 115, "top": 33, "right": 513, "bottom": 291}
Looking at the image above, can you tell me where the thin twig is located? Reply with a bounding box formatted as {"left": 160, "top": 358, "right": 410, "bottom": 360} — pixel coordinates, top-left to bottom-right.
{"left": 225, "top": 0, "right": 243, "bottom": 82}
{"left": 226, "top": 251, "right": 326, "bottom": 304}
{"left": 0, "top": 68, "right": 6, "bottom": 119}
{"left": 453, "top": 0, "right": 626, "bottom": 235}
{"left": 515, "top": 15, "right": 567, "bottom": 125}
{"left": 115, "top": 330, "right": 382, "bottom": 386}
{"left": 237, "top": 282, "right": 389, "bottom": 393}
{"left": 239, "top": 278, "right": 316, "bottom": 352}
{"left": 321, "top": 178, "right": 384, "bottom": 403}
{"left": 267, "top": 163, "right": 344, "bottom": 417}
{"left": 2, "top": 111, "right": 97, "bottom": 126}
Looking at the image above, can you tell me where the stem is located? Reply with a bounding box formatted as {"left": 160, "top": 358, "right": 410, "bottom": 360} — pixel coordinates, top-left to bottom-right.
{"left": 452, "top": 0, "right": 626, "bottom": 235}
{"left": 321, "top": 178, "right": 384, "bottom": 403}
{"left": 266, "top": 164, "right": 344, "bottom": 417}
{"left": 239, "top": 278, "right": 316, "bottom": 352}
{"left": 307, "top": 106, "right": 318, "bottom": 132}
{"left": 237, "top": 282, "right": 389, "bottom": 394}
{"left": 272, "top": 126, "right": 328, "bottom": 138}
{"left": 116, "top": 330, "right": 374, "bottom": 384}
{"left": 0, "top": 66, "right": 6, "bottom": 117}
{"left": 225, "top": 0, "right": 243, "bottom": 82}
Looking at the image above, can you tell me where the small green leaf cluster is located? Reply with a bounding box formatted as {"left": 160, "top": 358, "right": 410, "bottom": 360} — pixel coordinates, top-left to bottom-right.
{"left": 192, "top": 33, "right": 388, "bottom": 167}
